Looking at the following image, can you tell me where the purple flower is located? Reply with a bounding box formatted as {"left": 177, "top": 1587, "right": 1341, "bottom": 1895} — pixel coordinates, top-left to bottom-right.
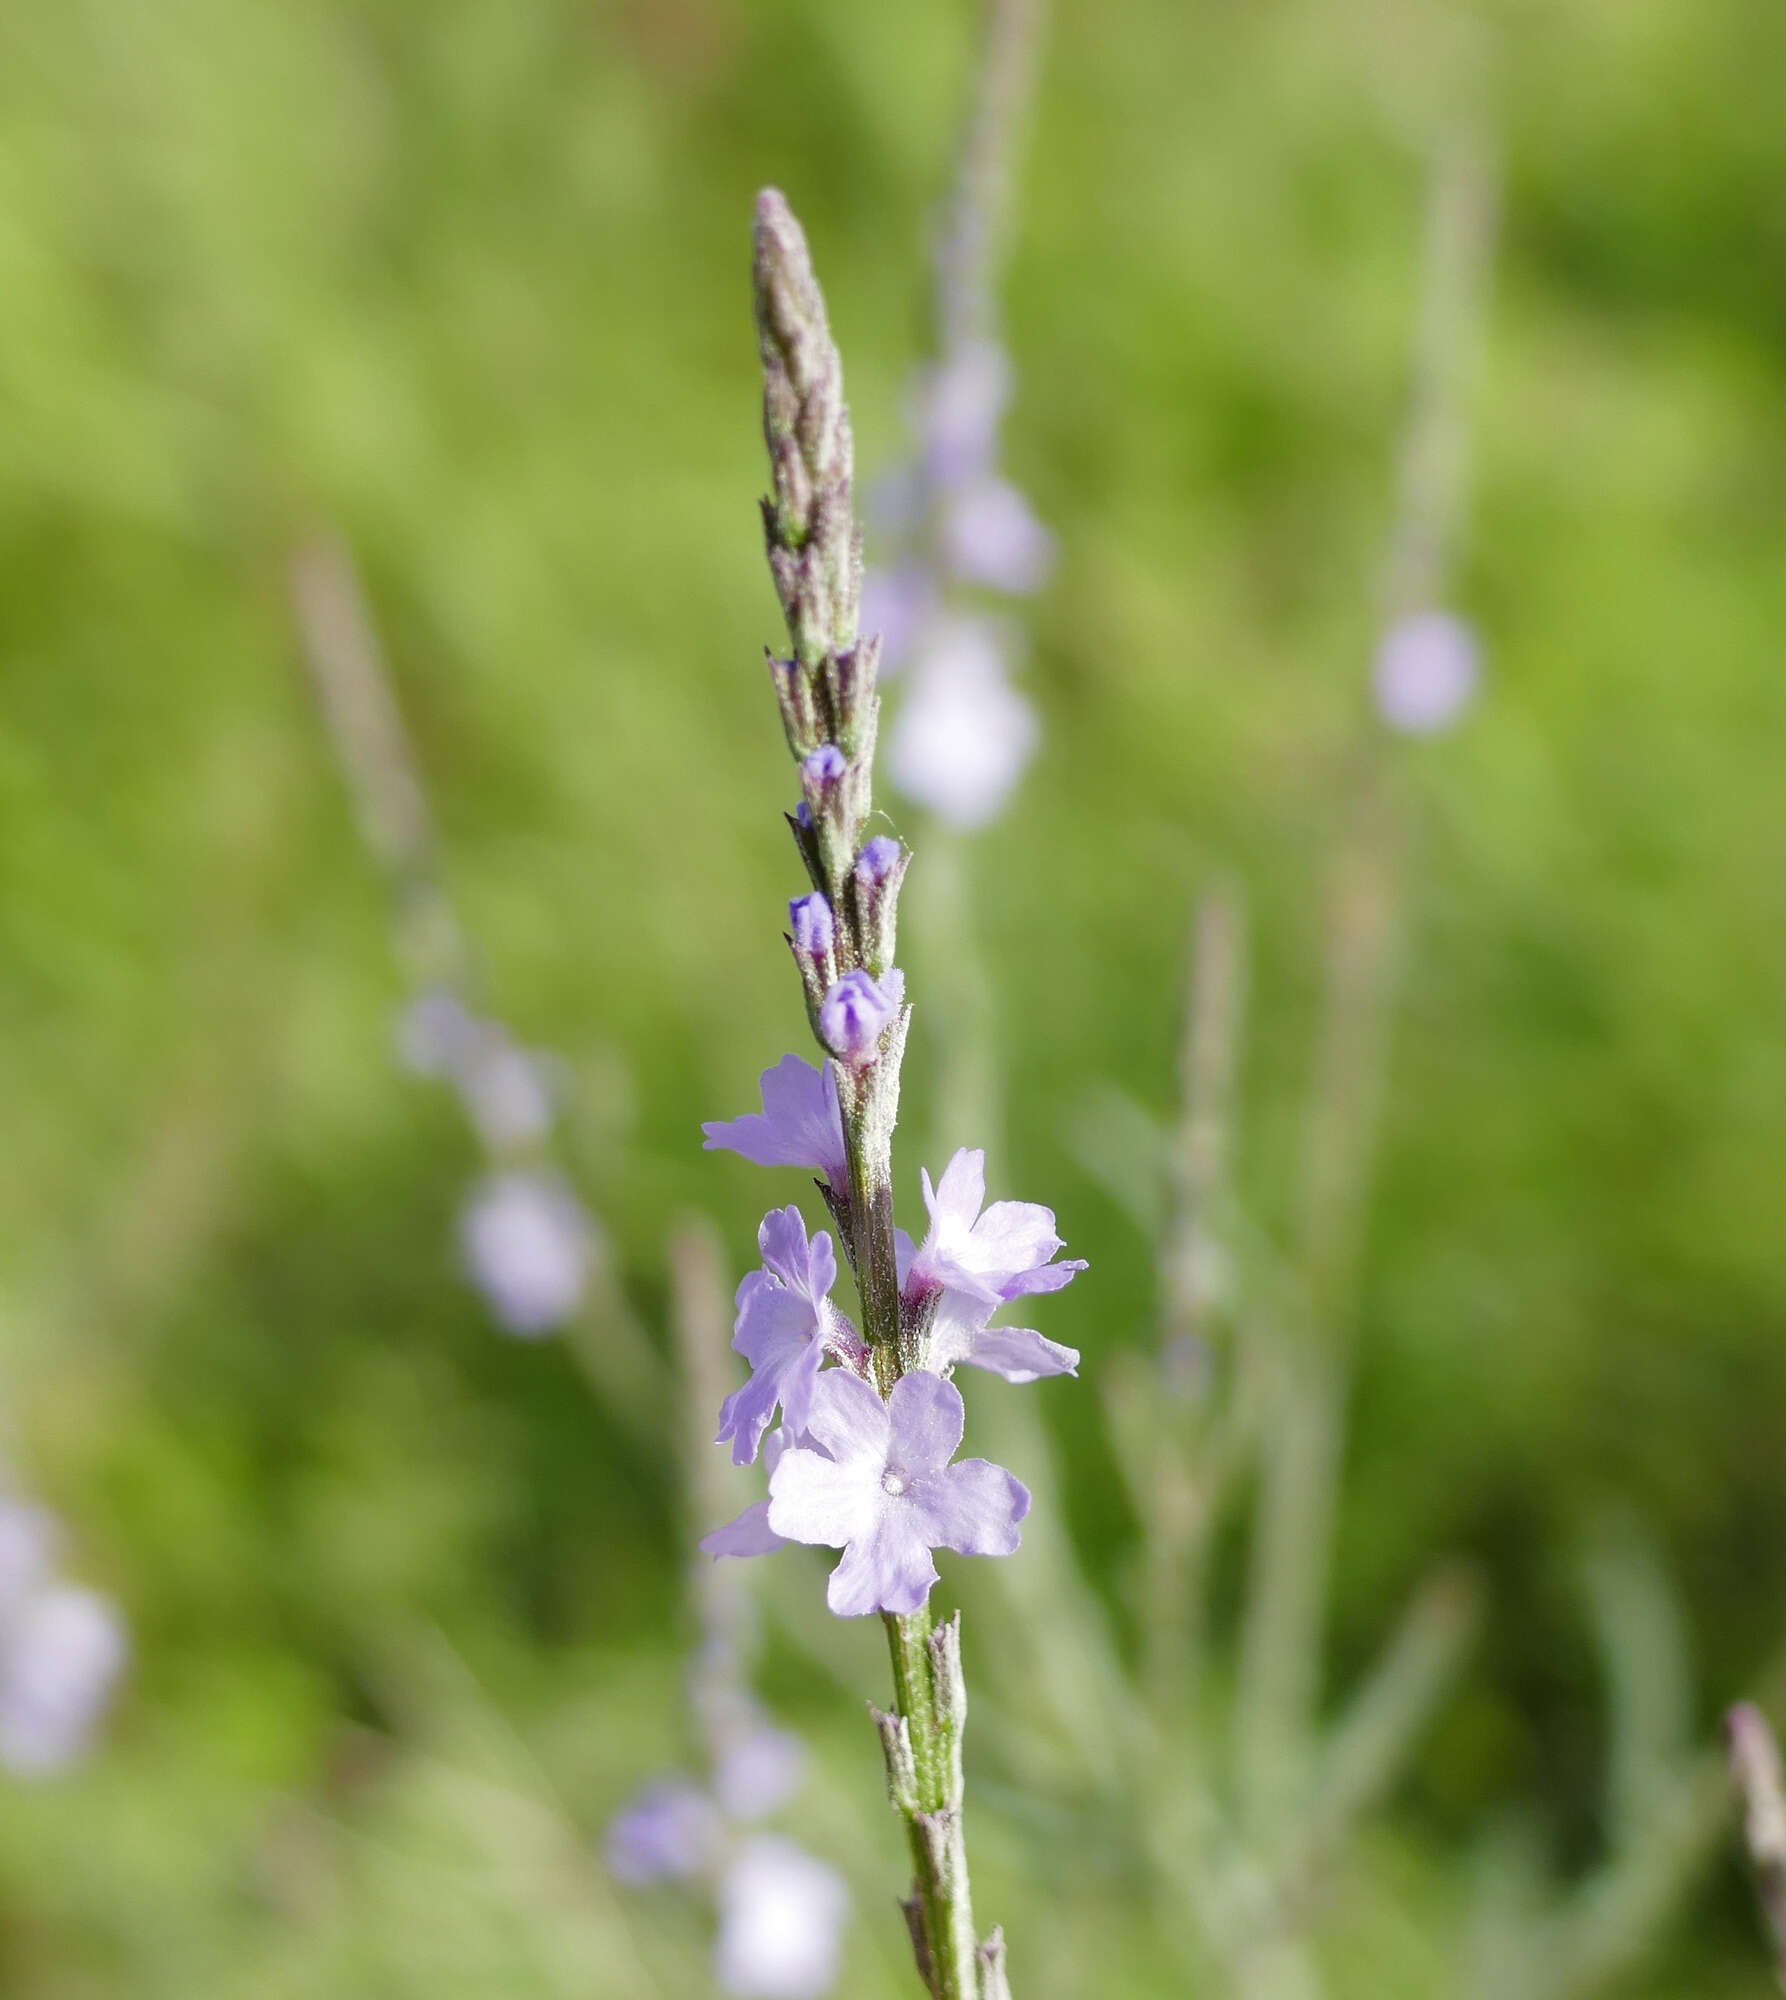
{"left": 1372, "top": 610, "right": 1481, "bottom": 736}
{"left": 717, "top": 1209, "right": 854, "bottom": 1466}
{"left": 906, "top": 1147, "right": 1086, "bottom": 1309}
{"left": 893, "top": 1232, "right": 1079, "bottom": 1384}
{"left": 942, "top": 477, "right": 1054, "bottom": 596}
{"left": 788, "top": 894, "right": 834, "bottom": 961}
{"left": 817, "top": 968, "right": 903, "bottom": 1068}
{"left": 888, "top": 615, "right": 1039, "bottom": 830}
{"left": 703, "top": 1055, "right": 848, "bottom": 1186}
{"left": 606, "top": 1779, "right": 723, "bottom": 1885}
{"left": 701, "top": 1429, "right": 797, "bottom": 1558}
{"left": 0, "top": 1585, "right": 126, "bottom": 1777}
{"left": 767, "top": 1371, "right": 1030, "bottom": 1617}
{"left": 459, "top": 1168, "right": 593, "bottom": 1336}
{"left": 0, "top": 1501, "right": 56, "bottom": 1623}
{"left": 716, "top": 1836, "right": 850, "bottom": 1998}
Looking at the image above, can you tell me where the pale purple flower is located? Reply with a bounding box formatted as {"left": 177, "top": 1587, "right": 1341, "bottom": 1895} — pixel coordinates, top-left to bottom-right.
{"left": 716, "top": 1836, "right": 850, "bottom": 1999}
{"left": 817, "top": 969, "right": 903, "bottom": 1068}
{"left": 918, "top": 340, "right": 1010, "bottom": 492}
{"left": 459, "top": 1038, "right": 555, "bottom": 1152}
{"left": 1372, "top": 609, "right": 1481, "bottom": 736}
{"left": 888, "top": 616, "right": 1039, "bottom": 830}
{"left": 715, "top": 1723, "right": 807, "bottom": 1822}
{"left": 703, "top": 1055, "right": 848, "bottom": 1186}
{"left": 0, "top": 1501, "right": 57, "bottom": 1623}
{"left": 942, "top": 478, "right": 1054, "bottom": 595}
{"left": 858, "top": 565, "right": 936, "bottom": 672}
{"left": 0, "top": 1585, "right": 126, "bottom": 1776}
{"left": 767, "top": 1371, "right": 1030, "bottom": 1617}
{"left": 606, "top": 1778, "right": 724, "bottom": 1885}
{"left": 702, "top": 1429, "right": 797, "bottom": 1559}
{"left": 459, "top": 1168, "right": 592, "bottom": 1336}
{"left": 893, "top": 1231, "right": 1079, "bottom": 1384}
{"left": 717, "top": 1209, "right": 853, "bottom": 1467}
{"left": 397, "top": 989, "right": 478, "bottom": 1076}
{"left": 906, "top": 1147, "right": 1085, "bottom": 1308}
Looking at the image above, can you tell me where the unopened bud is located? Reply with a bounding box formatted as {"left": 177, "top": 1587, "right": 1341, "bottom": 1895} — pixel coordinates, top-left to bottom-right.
{"left": 852, "top": 835, "right": 909, "bottom": 974}
{"left": 787, "top": 892, "right": 838, "bottom": 1019}
{"left": 819, "top": 968, "right": 903, "bottom": 1067}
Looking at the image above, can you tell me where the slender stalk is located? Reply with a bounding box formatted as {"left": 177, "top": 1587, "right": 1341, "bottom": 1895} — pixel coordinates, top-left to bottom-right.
{"left": 752, "top": 187, "right": 997, "bottom": 2000}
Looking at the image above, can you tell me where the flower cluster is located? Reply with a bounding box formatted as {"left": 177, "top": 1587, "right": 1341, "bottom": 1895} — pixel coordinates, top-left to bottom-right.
{"left": 0, "top": 1495, "right": 126, "bottom": 1775}
{"left": 607, "top": 1714, "right": 849, "bottom": 1999}
{"left": 400, "top": 989, "right": 595, "bottom": 1337}
{"left": 701, "top": 1067, "right": 1081, "bottom": 1615}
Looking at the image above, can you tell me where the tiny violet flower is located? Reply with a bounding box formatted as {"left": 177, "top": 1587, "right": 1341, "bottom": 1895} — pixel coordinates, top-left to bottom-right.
{"left": 894, "top": 1233, "right": 1079, "bottom": 1384}
{"left": 917, "top": 340, "right": 1010, "bottom": 492}
{"left": 459, "top": 1168, "right": 593, "bottom": 1337}
{"left": 1372, "top": 609, "right": 1481, "bottom": 736}
{"left": 0, "top": 1585, "right": 127, "bottom": 1777}
{"left": 703, "top": 1055, "right": 848, "bottom": 1186}
{"left": 767, "top": 1370, "right": 1030, "bottom": 1617}
{"left": 701, "top": 1429, "right": 798, "bottom": 1559}
{"left": 716, "top": 1836, "right": 851, "bottom": 2000}
{"left": 888, "top": 616, "right": 1039, "bottom": 831}
{"left": 717, "top": 1209, "right": 854, "bottom": 1467}
{"left": 606, "top": 1779, "right": 725, "bottom": 1885}
{"left": 854, "top": 836, "right": 903, "bottom": 888}
{"left": 907, "top": 1147, "right": 1086, "bottom": 1308}
{"left": 858, "top": 564, "right": 936, "bottom": 673}
{"left": 817, "top": 968, "right": 904, "bottom": 1068}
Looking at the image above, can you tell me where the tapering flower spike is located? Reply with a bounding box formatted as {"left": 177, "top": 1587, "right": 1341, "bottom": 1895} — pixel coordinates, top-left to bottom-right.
{"left": 767, "top": 1371, "right": 1029, "bottom": 1616}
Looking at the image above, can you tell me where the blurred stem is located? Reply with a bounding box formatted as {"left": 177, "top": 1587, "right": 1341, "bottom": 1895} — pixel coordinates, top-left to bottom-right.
{"left": 935, "top": 0, "right": 1050, "bottom": 357}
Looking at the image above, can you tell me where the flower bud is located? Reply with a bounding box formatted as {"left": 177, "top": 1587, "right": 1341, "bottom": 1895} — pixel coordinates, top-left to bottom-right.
{"left": 799, "top": 743, "right": 855, "bottom": 895}
{"left": 786, "top": 891, "right": 837, "bottom": 1017}
{"left": 818, "top": 968, "right": 903, "bottom": 1068}
{"left": 852, "top": 836, "right": 910, "bottom": 974}
{"left": 767, "top": 651, "right": 823, "bottom": 760}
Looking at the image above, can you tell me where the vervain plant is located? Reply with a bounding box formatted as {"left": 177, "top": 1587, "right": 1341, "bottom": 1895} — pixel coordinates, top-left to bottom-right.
{"left": 695, "top": 190, "right": 1086, "bottom": 2000}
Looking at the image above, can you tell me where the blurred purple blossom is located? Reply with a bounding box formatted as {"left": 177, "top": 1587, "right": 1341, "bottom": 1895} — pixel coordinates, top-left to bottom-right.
{"left": 716, "top": 1836, "right": 850, "bottom": 1999}
{"left": 0, "top": 1584, "right": 127, "bottom": 1777}
{"left": 606, "top": 1779, "right": 724, "bottom": 1885}
{"left": 942, "top": 477, "right": 1054, "bottom": 595}
{"left": 887, "top": 616, "right": 1039, "bottom": 830}
{"left": 459, "top": 1168, "right": 592, "bottom": 1336}
{"left": 714, "top": 1723, "right": 807, "bottom": 1823}
{"left": 1372, "top": 609, "right": 1481, "bottom": 736}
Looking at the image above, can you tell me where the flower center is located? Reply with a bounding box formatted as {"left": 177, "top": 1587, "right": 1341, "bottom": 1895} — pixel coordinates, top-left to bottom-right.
{"left": 881, "top": 1468, "right": 908, "bottom": 1497}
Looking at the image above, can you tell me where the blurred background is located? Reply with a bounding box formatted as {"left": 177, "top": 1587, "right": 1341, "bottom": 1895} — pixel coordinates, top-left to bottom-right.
{"left": 4, "top": 0, "right": 1786, "bottom": 1992}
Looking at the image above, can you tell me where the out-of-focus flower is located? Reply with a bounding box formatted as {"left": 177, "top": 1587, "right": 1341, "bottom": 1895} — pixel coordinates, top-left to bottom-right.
{"left": 1372, "top": 609, "right": 1481, "bottom": 736}
{"left": 606, "top": 1779, "right": 724, "bottom": 1885}
{"left": 715, "top": 1836, "right": 851, "bottom": 1999}
{"left": 459, "top": 1168, "right": 592, "bottom": 1336}
{"left": 703, "top": 1056, "right": 848, "bottom": 1185}
{"left": 858, "top": 566, "right": 936, "bottom": 673}
{"left": 767, "top": 1370, "right": 1029, "bottom": 1617}
{"left": 888, "top": 617, "right": 1039, "bottom": 830}
{"left": 714, "top": 1724, "right": 806, "bottom": 1823}
{"left": 0, "top": 1584, "right": 127, "bottom": 1777}
{"left": 942, "top": 478, "right": 1054, "bottom": 595}
{"left": 0, "top": 1501, "right": 57, "bottom": 1622}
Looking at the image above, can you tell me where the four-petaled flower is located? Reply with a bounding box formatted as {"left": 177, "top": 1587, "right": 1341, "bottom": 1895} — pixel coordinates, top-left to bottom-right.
{"left": 767, "top": 1371, "right": 1029, "bottom": 1616}
{"left": 718, "top": 1209, "right": 855, "bottom": 1467}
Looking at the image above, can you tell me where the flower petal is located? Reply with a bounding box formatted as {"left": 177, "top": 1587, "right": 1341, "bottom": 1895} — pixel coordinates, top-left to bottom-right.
{"left": 798, "top": 1369, "right": 892, "bottom": 1468}
{"left": 767, "top": 1446, "right": 877, "bottom": 1549}
{"left": 702, "top": 1055, "right": 847, "bottom": 1182}
{"left": 700, "top": 1500, "right": 786, "bottom": 1559}
{"left": 826, "top": 1510, "right": 938, "bottom": 1617}
{"left": 1000, "top": 1257, "right": 1087, "bottom": 1301}
{"left": 961, "top": 1325, "right": 1080, "bottom": 1383}
{"left": 886, "top": 1370, "right": 965, "bottom": 1473}
{"left": 912, "top": 1459, "right": 1030, "bottom": 1558}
